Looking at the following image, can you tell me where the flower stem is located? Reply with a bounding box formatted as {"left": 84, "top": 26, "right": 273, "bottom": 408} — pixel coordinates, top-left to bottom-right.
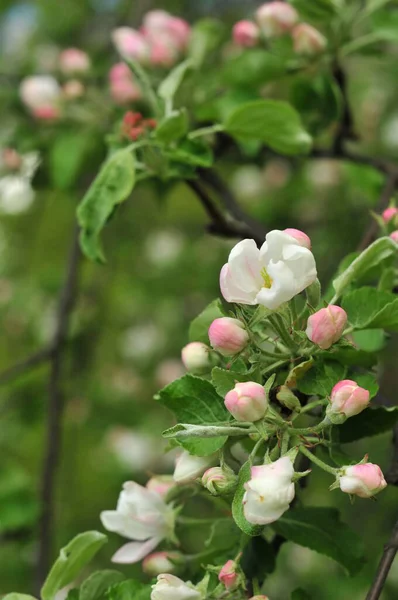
{"left": 188, "top": 124, "right": 225, "bottom": 139}
{"left": 261, "top": 358, "right": 291, "bottom": 376}
{"left": 281, "top": 430, "right": 290, "bottom": 456}
{"left": 269, "top": 314, "right": 297, "bottom": 353}
{"left": 299, "top": 444, "right": 338, "bottom": 475}
{"left": 289, "top": 417, "right": 331, "bottom": 435}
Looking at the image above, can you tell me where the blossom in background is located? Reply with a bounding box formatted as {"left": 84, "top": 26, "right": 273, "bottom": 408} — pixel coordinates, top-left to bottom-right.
{"left": 256, "top": 2, "right": 298, "bottom": 38}
{"left": 112, "top": 27, "right": 150, "bottom": 63}
{"left": 19, "top": 75, "right": 61, "bottom": 120}
{"left": 338, "top": 463, "right": 387, "bottom": 498}
{"left": 59, "top": 48, "right": 91, "bottom": 74}
{"left": 243, "top": 457, "right": 295, "bottom": 524}
{"left": 220, "top": 230, "right": 317, "bottom": 310}
{"left": 151, "top": 574, "right": 201, "bottom": 600}
{"left": 0, "top": 151, "right": 40, "bottom": 214}
{"left": 101, "top": 481, "right": 175, "bottom": 563}
{"left": 109, "top": 62, "right": 142, "bottom": 105}
{"left": 156, "top": 359, "right": 185, "bottom": 387}
{"left": 107, "top": 428, "right": 171, "bottom": 472}
{"left": 233, "top": 20, "right": 260, "bottom": 47}
{"left": 292, "top": 23, "right": 327, "bottom": 56}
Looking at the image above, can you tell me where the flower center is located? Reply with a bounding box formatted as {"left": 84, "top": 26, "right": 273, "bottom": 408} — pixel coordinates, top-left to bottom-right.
{"left": 260, "top": 267, "right": 273, "bottom": 289}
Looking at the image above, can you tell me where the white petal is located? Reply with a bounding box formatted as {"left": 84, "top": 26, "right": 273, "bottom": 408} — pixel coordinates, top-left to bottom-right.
{"left": 256, "top": 260, "right": 296, "bottom": 309}
{"left": 260, "top": 230, "right": 297, "bottom": 264}
{"left": 228, "top": 239, "right": 263, "bottom": 293}
{"left": 220, "top": 263, "right": 258, "bottom": 304}
{"left": 111, "top": 536, "right": 161, "bottom": 564}
{"left": 282, "top": 245, "right": 317, "bottom": 293}
{"left": 100, "top": 510, "right": 127, "bottom": 534}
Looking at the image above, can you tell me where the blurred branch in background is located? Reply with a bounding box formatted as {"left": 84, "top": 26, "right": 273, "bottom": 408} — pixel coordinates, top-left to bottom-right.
{"left": 366, "top": 519, "right": 398, "bottom": 600}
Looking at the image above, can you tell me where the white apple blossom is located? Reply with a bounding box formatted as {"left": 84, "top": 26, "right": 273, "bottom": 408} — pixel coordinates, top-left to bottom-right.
{"left": 0, "top": 151, "right": 40, "bottom": 214}
{"left": 220, "top": 230, "right": 317, "bottom": 310}
{"left": 100, "top": 481, "right": 175, "bottom": 563}
{"left": 173, "top": 451, "right": 216, "bottom": 484}
{"left": 151, "top": 574, "right": 201, "bottom": 600}
{"left": 20, "top": 76, "right": 61, "bottom": 111}
{"left": 243, "top": 457, "right": 295, "bottom": 525}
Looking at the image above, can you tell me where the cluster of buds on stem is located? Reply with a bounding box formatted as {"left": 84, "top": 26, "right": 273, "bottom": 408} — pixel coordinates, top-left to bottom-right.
{"left": 121, "top": 111, "right": 157, "bottom": 141}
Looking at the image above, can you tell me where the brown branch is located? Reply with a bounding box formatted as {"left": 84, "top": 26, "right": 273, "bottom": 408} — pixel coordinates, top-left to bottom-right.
{"left": 0, "top": 348, "right": 52, "bottom": 385}
{"left": 35, "top": 223, "right": 81, "bottom": 592}
{"left": 366, "top": 519, "right": 398, "bottom": 600}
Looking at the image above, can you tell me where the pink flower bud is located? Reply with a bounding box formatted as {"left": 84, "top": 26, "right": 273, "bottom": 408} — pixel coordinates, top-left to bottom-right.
{"left": 306, "top": 305, "right": 347, "bottom": 350}
{"left": 143, "top": 551, "right": 184, "bottom": 576}
{"left": 59, "top": 48, "right": 90, "bottom": 74}
{"left": 150, "top": 39, "right": 178, "bottom": 67}
{"left": 292, "top": 23, "right": 327, "bottom": 56}
{"left": 109, "top": 63, "right": 142, "bottom": 104}
{"left": 208, "top": 317, "right": 249, "bottom": 356}
{"left": 32, "top": 106, "right": 60, "bottom": 121}
{"left": 256, "top": 2, "right": 298, "bottom": 38}
{"left": 146, "top": 475, "right": 175, "bottom": 498}
{"left": 20, "top": 76, "right": 61, "bottom": 117}
{"left": 112, "top": 27, "right": 149, "bottom": 62}
{"left": 233, "top": 21, "right": 260, "bottom": 47}
{"left": 284, "top": 228, "right": 311, "bottom": 249}
{"left": 202, "top": 466, "right": 237, "bottom": 495}
{"left": 63, "top": 80, "right": 85, "bottom": 99}
{"left": 225, "top": 382, "right": 268, "bottom": 422}
{"left": 339, "top": 463, "right": 387, "bottom": 498}
{"left": 181, "top": 342, "right": 212, "bottom": 374}
{"left": 390, "top": 230, "right": 398, "bottom": 243}
{"left": 1, "top": 149, "right": 22, "bottom": 171}
{"left": 328, "top": 380, "right": 370, "bottom": 419}
{"left": 219, "top": 560, "right": 239, "bottom": 591}
{"left": 382, "top": 207, "right": 398, "bottom": 223}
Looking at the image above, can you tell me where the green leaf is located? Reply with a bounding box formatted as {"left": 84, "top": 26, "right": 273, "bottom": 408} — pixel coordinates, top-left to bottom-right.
{"left": 156, "top": 374, "right": 229, "bottom": 456}
{"left": 158, "top": 59, "right": 192, "bottom": 101}
{"left": 156, "top": 109, "right": 188, "bottom": 143}
{"left": 189, "top": 299, "right": 225, "bottom": 343}
{"left": 290, "top": 0, "right": 337, "bottom": 20}
{"left": 332, "top": 237, "right": 397, "bottom": 300}
{"left": 164, "top": 139, "right": 213, "bottom": 167}
{"left": 291, "top": 590, "right": 312, "bottom": 600}
{"left": 352, "top": 329, "right": 386, "bottom": 352}
{"left": 50, "top": 129, "right": 97, "bottom": 190}
{"left": 224, "top": 100, "right": 312, "bottom": 155}
{"left": 41, "top": 532, "right": 108, "bottom": 600}
{"left": 296, "top": 360, "right": 346, "bottom": 397}
{"left": 211, "top": 366, "right": 262, "bottom": 398}
{"left": 350, "top": 373, "right": 379, "bottom": 399}
{"left": 232, "top": 461, "right": 263, "bottom": 537}
{"left": 188, "top": 18, "right": 226, "bottom": 67}
{"left": 272, "top": 507, "right": 365, "bottom": 575}
{"left": 3, "top": 595, "right": 37, "bottom": 600}
{"left": 204, "top": 519, "right": 241, "bottom": 553}
{"left": 339, "top": 406, "right": 398, "bottom": 443}
{"left": 106, "top": 580, "right": 151, "bottom": 600}
{"left": 77, "top": 150, "right": 135, "bottom": 263}
{"left": 342, "top": 286, "right": 398, "bottom": 331}
{"left": 241, "top": 536, "right": 278, "bottom": 581}
{"left": 290, "top": 74, "right": 342, "bottom": 135}
{"left": 222, "top": 50, "right": 287, "bottom": 87}
{"left": 80, "top": 571, "right": 125, "bottom": 600}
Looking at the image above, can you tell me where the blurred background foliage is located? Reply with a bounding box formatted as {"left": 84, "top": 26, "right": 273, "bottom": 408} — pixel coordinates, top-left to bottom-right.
{"left": 1, "top": 0, "right": 398, "bottom": 598}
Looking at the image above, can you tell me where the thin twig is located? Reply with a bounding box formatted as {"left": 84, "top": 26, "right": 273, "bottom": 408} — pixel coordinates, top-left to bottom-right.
{"left": 35, "top": 224, "right": 81, "bottom": 592}
{"left": 366, "top": 519, "right": 398, "bottom": 600}
{"left": 0, "top": 348, "right": 52, "bottom": 385}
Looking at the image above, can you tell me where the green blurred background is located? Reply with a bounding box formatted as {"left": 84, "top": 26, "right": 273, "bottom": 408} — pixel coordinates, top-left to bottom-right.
{"left": 1, "top": 1, "right": 398, "bottom": 598}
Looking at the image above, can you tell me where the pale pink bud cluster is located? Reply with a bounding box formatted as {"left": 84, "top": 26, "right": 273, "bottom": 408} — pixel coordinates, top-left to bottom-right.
{"left": 143, "top": 551, "right": 184, "bottom": 576}
{"left": 328, "top": 380, "right": 370, "bottom": 419}
{"left": 112, "top": 10, "right": 190, "bottom": 69}
{"left": 208, "top": 317, "right": 249, "bottom": 356}
{"left": 218, "top": 560, "right": 239, "bottom": 591}
{"left": 181, "top": 341, "right": 212, "bottom": 374}
{"left": 284, "top": 228, "right": 311, "bottom": 249}
{"left": 59, "top": 48, "right": 91, "bottom": 74}
{"left": 233, "top": 20, "right": 260, "bottom": 47}
{"left": 225, "top": 382, "right": 268, "bottom": 422}
{"left": 146, "top": 475, "right": 175, "bottom": 498}
{"left": 63, "top": 80, "right": 85, "bottom": 99}
{"left": 292, "top": 23, "right": 327, "bottom": 56}
{"left": 256, "top": 2, "right": 298, "bottom": 38}
{"left": 390, "top": 231, "right": 398, "bottom": 243}
{"left": 339, "top": 463, "right": 387, "bottom": 498}
{"left": 306, "top": 305, "right": 347, "bottom": 350}
{"left": 109, "top": 63, "right": 142, "bottom": 105}
{"left": 19, "top": 76, "right": 61, "bottom": 120}
{"left": 382, "top": 207, "right": 398, "bottom": 223}
{"left": 202, "top": 466, "right": 237, "bottom": 495}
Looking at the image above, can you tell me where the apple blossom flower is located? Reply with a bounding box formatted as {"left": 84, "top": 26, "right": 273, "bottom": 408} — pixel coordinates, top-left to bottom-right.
{"left": 151, "top": 574, "right": 201, "bottom": 600}
{"left": 100, "top": 481, "right": 175, "bottom": 563}
{"left": 112, "top": 27, "right": 149, "bottom": 62}
{"left": 233, "top": 21, "right": 260, "bottom": 47}
{"left": 220, "top": 230, "right": 317, "bottom": 310}
{"left": 0, "top": 151, "right": 40, "bottom": 215}
{"left": 328, "top": 380, "right": 370, "bottom": 420}
{"left": 59, "top": 48, "right": 90, "bottom": 74}
{"left": 181, "top": 341, "right": 212, "bottom": 373}
{"left": 146, "top": 475, "right": 175, "bottom": 498}
{"left": 202, "top": 465, "right": 237, "bottom": 495}
{"left": 173, "top": 451, "right": 216, "bottom": 484}
{"left": 20, "top": 76, "right": 61, "bottom": 119}
{"left": 283, "top": 228, "right": 311, "bottom": 249}
{"left": 256, "top": 2, "right": 298, "bottom": 38}
{"left": 292, "top": 24, "right": 327, "bottom": 56}
{"left": 338, "top": 463, "right": 387, "bottom": 498}
{"left": 390, "top": 231, "right": 398, "bottom": 243}
{"left": 149, "top": 39, "right": 178, "bottom": 67}
{"left": 306, "top": 305, "right": 347, "bottom": 350}
{"left": 382, "top": 207, "right": 398, "bottom": 223}
{"left": 109, "top": 63, "right": 142, "bottom": 104}
{"left": 219, "top": 560, "right": 239, "bottom": 590}
{"left": 143, "top": 10, "right": 191, "bottom": 52}
{"left": 243, "top": 457, "right": 295, "bottom": 525}
{"left": 225, "top": 382, "right": 268, "bottom": 422}
{"left": 143, "top": 551, "right": 184, "bottom": 576}
{"left": 208, "top": 317, "right": 249, "bottom": 356}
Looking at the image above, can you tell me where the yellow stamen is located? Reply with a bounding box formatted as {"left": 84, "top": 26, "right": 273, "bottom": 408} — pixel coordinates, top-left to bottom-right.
{"left": 261, "top": 267, "right": 273, "bottom": 289}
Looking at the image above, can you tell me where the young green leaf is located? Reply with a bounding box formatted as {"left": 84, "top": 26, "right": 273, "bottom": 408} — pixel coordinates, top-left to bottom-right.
{"left": 41, "top": 532, "right": 108, "bottom": 600}
{"left": 211, "top": 366, "right": 262, "bottom": 397}
{"left": 106, "top": 580, "right": 151, "bottom": 600}
{"left": 296, "top": 360, "right": 346, "bottom": 397}
{"left": 155, "top": 109, "right": 188, "bottom": 143}
{"left": 80, "top": 571, "right": 125, "bottom": 600}
{"left": 224, "top": 100, "right": 312, "bottom": 155}
{"left": 77, "top": 149, "right": 135, "bottom": 263}
{"left": 290, "top": 0, "right": 337, "bottom": 21}
{"left": 272, "top": 507, "right": 365, "bottom": 575}
{"left": 158, "top": 59, "right": 192, "bottom": 101}
{"left": 189, "top": 299, "right": 225, "bottom": 343}
{"left": 339, "top": 405, "right": 398, "bottom": 443}
{"left": 188, "top": 18, "right": 226, "bottom": 67}
{"left": 2, "top": 595, "right": 37, "bottom": 600}
{"left": 232, "top": 461, "right": 263, "bottom": 537}
{"left": 342, "top": 286, "right": 398, "bottom": 331}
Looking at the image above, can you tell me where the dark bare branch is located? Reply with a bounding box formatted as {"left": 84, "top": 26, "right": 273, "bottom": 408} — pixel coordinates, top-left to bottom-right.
{"left": 366, "top": 519, "right": 398, "bottom": 600}
{"left": 0, "top": 348, "right": 52, "bottom": 386}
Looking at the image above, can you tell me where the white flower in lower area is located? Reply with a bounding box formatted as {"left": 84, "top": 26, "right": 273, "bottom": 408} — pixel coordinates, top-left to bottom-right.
{"left": 151, "top": 574, "right": 201, "bottom": 600}
{"left": 220, "top": 230, "right": 317, "bottom": 310}
{"left": 100, "top": 481, "right": 175, "bottom": 563}
{"left": 243, "top": 457, "right": 295, "bottom": 525}
{"left": 0, "top": 176, "right": 34, "bottom": 214}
